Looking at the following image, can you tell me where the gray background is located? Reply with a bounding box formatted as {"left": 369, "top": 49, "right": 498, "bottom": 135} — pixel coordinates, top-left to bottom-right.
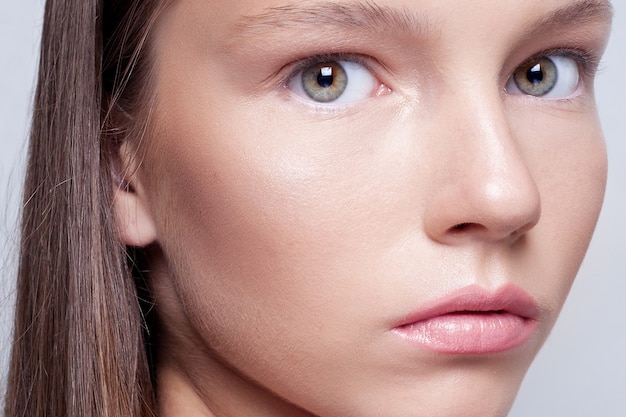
{"left": 1, "top": 1, "right": 624, "bottom": 415}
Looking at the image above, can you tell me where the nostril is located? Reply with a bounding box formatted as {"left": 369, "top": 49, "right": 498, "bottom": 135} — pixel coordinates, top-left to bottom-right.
{"left": 451, "top": 223, "right": 482, "bottom": 233}
{"left": 453, "top": 223, "right": 470, "bottom": 231}
{"left": 448, "top": 222, "right": 489, "bottom": 236}
{"left": 446, "top": 220, "right": 533, "bottom": 244}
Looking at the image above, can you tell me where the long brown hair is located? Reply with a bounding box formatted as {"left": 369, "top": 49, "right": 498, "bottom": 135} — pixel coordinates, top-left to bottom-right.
{"left": 5, "top": 1, "right": 168, "bottom": 416}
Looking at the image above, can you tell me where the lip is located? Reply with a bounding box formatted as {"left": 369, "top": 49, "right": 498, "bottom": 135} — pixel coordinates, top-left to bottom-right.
{"left": 391, "top": 284, "right": 540, "bottom": 354}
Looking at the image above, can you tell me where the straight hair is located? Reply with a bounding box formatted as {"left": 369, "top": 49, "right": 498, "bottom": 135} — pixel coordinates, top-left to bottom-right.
{"left": 5, "top": 0, "right": 167, "bottom": 416}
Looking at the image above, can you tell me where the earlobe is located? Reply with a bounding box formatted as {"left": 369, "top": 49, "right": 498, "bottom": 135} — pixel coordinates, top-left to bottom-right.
{"left": 112, "top": 144, "right": 158, "bottom": 247}
{"left": 114, "top": 184, "right": 158, "bottom": 247}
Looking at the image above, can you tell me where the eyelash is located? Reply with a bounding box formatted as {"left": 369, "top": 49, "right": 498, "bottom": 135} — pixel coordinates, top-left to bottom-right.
{"left": 280, "top": 53, "right": 380, "bottom": 88}
{"left": 518, "top": 47, "right": 600, "bottom": 78}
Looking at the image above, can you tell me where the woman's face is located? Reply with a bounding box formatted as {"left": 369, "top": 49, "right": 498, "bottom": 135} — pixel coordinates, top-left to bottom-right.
{"left": 116, "top": 0, "right": 612, "bottom": 416}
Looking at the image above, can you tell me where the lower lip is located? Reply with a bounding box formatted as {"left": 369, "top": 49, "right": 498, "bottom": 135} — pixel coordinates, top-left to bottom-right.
{"left": 392, "top": 312, "right": 537, "bottom": 354}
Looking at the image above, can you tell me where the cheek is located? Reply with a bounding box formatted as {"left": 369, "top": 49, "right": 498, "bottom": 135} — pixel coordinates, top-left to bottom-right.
{"left": 143, "top": 92, "right": 410, "bottom": 348}
{"left": 510, "top": 106, "right": 607, "bottom": 312}
{"left": 144, "top": 67, "right": 437, "bottom": 318}
{"left": 141, "top": 98, "right": 423, "bottom": 414}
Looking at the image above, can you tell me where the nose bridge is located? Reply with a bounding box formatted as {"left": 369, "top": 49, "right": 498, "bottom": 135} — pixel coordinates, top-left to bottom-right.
{"left": 423, "top": 77, "right": 541, "bottom": 244}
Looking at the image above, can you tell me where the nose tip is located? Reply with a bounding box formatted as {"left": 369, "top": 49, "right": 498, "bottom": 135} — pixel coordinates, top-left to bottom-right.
{"left": 430, "top": 176, "right": 541, "bottom": 245}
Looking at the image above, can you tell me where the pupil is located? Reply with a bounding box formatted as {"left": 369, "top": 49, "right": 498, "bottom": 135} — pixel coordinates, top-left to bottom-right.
{"left": 527, "top": 63, "right": 544, "bottom": 85}
{"left": 317, "top": 67, "right": 334, "bottom": 88}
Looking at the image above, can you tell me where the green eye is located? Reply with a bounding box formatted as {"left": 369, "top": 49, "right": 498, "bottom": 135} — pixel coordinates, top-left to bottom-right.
{"left": 301, "top": 61, "right": 348, "bottom": 103}
{"left": 507, "top": 55, "right": 580, "bottom": 99}
{"left": 288, "top": 58, "right": 380, "bottom": 104}
{"left": 513, "top": 57, "right": 558, "bottom": 96}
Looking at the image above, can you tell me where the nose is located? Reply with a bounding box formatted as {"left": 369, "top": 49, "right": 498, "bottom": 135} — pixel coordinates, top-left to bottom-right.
{"left": 422, "top": 94, "right": 541, "bottom": 246}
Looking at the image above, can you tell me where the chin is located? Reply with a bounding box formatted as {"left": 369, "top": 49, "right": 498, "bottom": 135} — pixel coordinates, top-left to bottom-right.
{"left": 290, "top": 356, "right": 533, "bottom": 417}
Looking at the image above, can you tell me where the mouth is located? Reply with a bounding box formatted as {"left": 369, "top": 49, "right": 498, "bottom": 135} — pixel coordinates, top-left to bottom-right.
{"left": 391, "top": 284, "right": 540, "bottom": 354}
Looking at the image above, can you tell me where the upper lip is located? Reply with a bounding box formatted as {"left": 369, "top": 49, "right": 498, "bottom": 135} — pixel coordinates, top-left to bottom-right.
{"left": 393, "top": 283, "right": 540, "bottom": 328}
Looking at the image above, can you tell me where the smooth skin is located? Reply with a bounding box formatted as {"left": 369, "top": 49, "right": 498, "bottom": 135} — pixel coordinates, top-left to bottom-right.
{"left": 114, "top": 0, "right": 612, "bottom": 416}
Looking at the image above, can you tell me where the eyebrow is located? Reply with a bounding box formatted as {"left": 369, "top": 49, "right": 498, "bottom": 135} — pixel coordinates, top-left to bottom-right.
{"left": 233, "top": 0, "right": 612, "bottom": 39}
{"left": 235, "top": 0, "right": 427, "bottom": 36}
{"left": 526, "top": 0, "right": 614, "bottom": 34}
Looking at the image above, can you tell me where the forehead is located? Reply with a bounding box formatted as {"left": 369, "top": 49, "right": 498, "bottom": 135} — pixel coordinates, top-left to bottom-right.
{"left": 183, "top": 0, "right": 610, "bottom": 28}
{"left": 156, "top": 0, "right": 612, "bottom": 56}
{"left": 231, "top": 0, "right": 612, "bottom": 30}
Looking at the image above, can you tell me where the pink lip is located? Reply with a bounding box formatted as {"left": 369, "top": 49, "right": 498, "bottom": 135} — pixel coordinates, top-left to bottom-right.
{"left": 391, "top": 284, "right": 540, "bottom": 354}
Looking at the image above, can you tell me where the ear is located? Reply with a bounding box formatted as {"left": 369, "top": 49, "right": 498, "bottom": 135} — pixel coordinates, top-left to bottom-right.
{"left": 112, "top": 141, "right": 158, "bottom": 247}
